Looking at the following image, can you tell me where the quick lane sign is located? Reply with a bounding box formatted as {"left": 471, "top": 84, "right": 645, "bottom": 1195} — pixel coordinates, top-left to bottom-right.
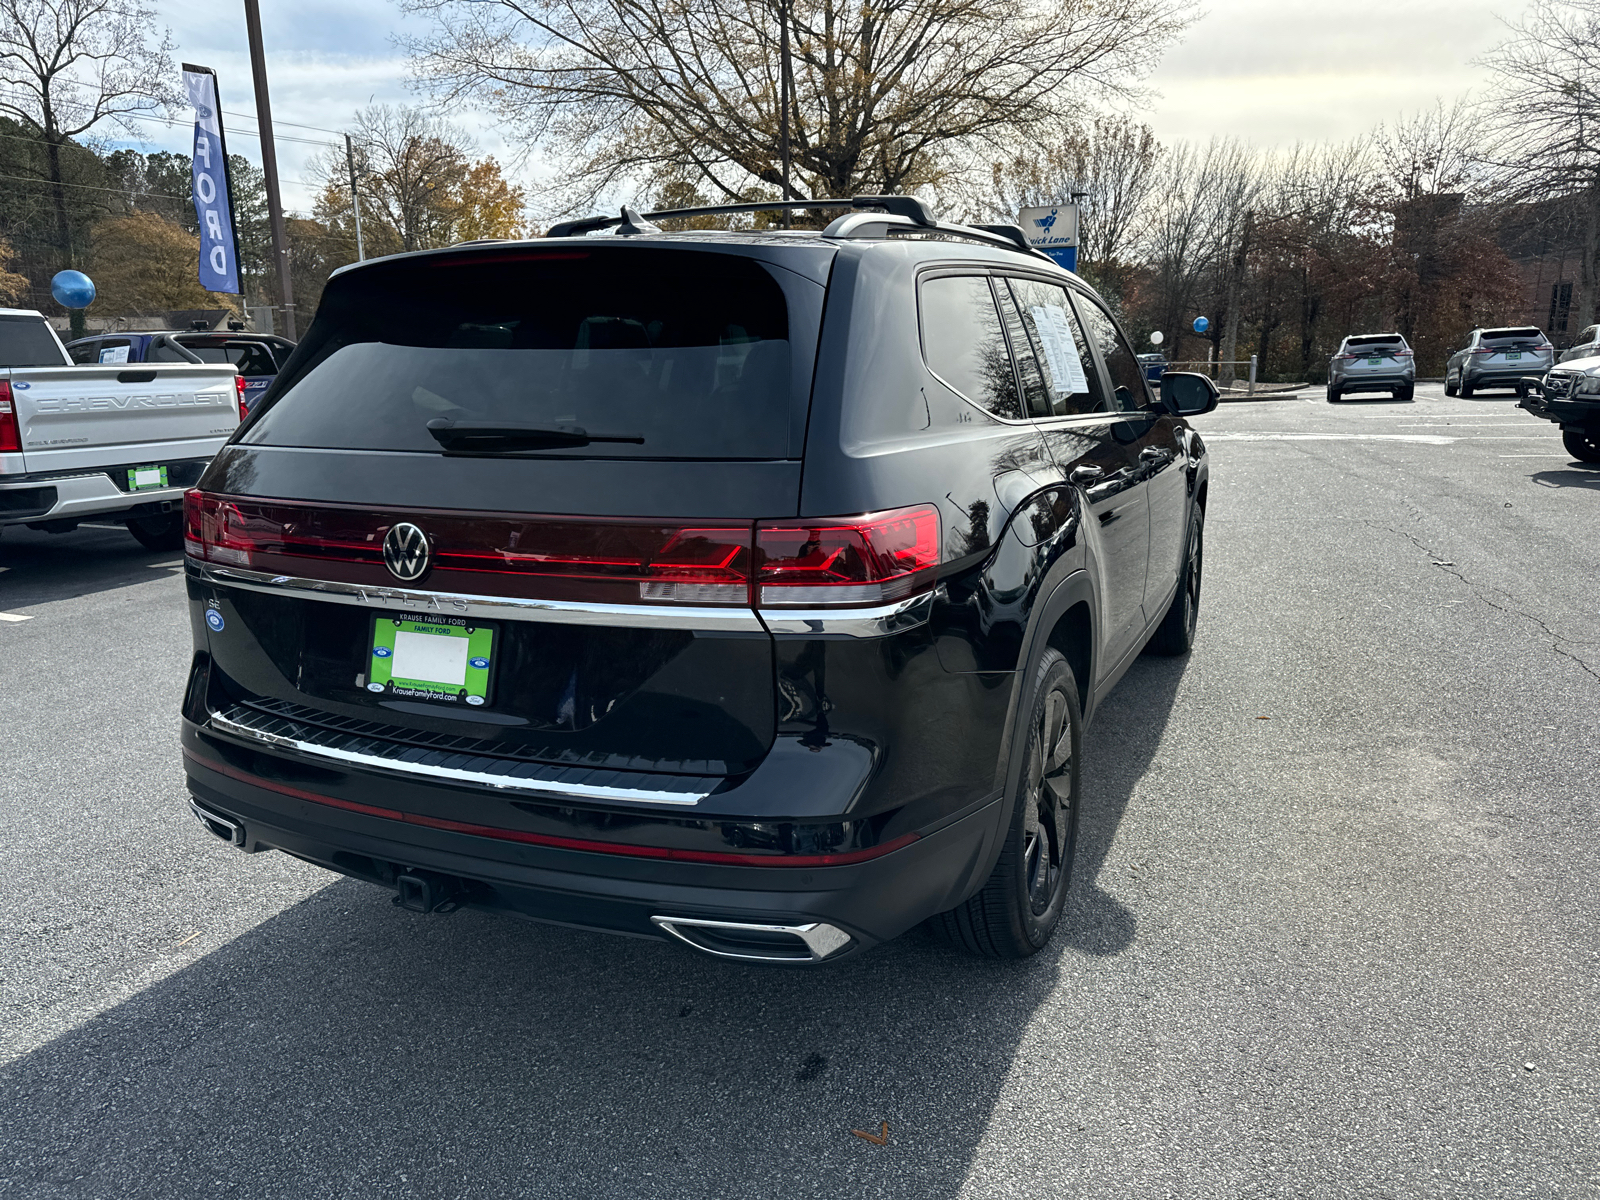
{"left": 182, "top": 64, "right": 241, "bottom": 295}
{"left": 1018, "top": 205, "right": 1079, "bottom": 272}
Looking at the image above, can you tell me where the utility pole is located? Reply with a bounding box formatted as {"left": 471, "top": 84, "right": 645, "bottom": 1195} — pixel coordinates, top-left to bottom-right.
{"left": 243, "top": 0, "right": 296, "bottom": 338}
{"left": 345, "top": 133, "right": 366, "bottom": 262}
{"left": 779, "top": 0, "right": 792, "bottom": 229}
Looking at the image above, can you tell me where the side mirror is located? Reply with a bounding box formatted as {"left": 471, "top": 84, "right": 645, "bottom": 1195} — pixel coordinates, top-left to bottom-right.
{"left": 1161, "top": 371, "right": 1220, "bottom": 416}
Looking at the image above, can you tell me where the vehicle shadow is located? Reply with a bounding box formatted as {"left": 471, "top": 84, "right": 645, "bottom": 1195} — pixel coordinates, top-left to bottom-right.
{"left": 0, "top": 523, "right": 182, "bottom": 609}
{"left": 1330, "top": 395, "right": 1413, "bottom": 405}
{"left": 1062, "top": 652, "right": 1188, "bottom": 957}
{"left": 1531, "top": 464, "right": 1600, "bottom": 490}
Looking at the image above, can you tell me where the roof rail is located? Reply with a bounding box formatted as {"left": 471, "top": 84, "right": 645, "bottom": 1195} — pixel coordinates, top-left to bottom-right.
{"left": 543, "top": 194, "right": 1055, "bottom": 264}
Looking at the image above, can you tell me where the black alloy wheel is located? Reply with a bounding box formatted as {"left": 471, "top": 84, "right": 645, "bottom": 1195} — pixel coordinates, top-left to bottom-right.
{"left": 1149, "top": 508, "right": 1204, "bottom": 656}
{"left": 125, "top": 512, "right": 184, "bottom": 552}
{"left": 1563, "top": 427, "right": 1600, "bottom": 463}
{"left": 930, "top": 648, "right": 1081, "bottom": 958}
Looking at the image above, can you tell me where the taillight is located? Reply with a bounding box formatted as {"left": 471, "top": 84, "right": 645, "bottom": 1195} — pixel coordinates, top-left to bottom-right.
{"left": 234, "top": 374, "right": 247, "bottom": 419}
{"left": 1396, "top": 349, "right": 1413, "bottom": 357}
{"left": 0, "top": 381, "right": 19, "bottom": 454}
{"left": 1473, "top": 347, "right": 1495, "bottom": 354}
{"left": 755, "top": 505, "right": 940, "bottom": 607}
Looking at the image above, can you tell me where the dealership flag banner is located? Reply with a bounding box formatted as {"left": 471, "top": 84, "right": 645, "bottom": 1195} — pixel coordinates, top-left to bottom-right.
{"left": 182, "top": 65, "right": 240, "bottom": 294}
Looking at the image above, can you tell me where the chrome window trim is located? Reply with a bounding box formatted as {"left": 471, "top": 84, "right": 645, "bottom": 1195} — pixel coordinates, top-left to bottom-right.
{"left": 188, "top": 560, "right": 767, "bottom": 632}
{"left": 206, "top": 709, "right": 710, "bottom": 806}
{"left": 760, "top": 588, "right": 938, "bottom": 637}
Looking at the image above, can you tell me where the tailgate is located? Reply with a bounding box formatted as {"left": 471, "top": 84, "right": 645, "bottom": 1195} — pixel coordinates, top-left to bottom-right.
{"left": 7, "top": 364, "right": 238, "bottom": 474}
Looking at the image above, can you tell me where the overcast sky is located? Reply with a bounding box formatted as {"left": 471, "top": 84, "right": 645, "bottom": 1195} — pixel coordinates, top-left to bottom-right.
{"left": 141, "top": 0, "right": 1533, "bottom": 217}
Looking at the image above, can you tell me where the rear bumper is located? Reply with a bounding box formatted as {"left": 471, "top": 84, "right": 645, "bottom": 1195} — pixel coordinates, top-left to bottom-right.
{"left": 181, "top": 722, "right": 1003, "bottom": 959}
{"left": 1335, "top": 373, "right": 1411, "bottom": 391}
{"left": 0, "top": 472, "right": 185, "bottom": 526}
{"left": 1463, "top": 367, "right": 1545, "bottom": 388}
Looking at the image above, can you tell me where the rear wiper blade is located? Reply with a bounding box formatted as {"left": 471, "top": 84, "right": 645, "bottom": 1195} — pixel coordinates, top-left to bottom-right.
{"left": 426, "top": 419, "right": 644, "bottom": 452}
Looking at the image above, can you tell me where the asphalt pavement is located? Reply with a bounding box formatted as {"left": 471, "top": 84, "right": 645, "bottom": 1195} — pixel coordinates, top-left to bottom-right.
{"left": 1, "top": 382, "right": 1596, "bottom": 1198}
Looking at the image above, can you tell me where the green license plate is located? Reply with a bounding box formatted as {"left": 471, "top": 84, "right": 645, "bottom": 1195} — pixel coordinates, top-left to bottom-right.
{"left": 1506, "top": 352, "right": 1522, "bottom": 360}
{"left": 127, "top": 465, "right": 168, "bottom": 491}
{"left": 367, "top": 615, "right": 495, "bottom": 707}
{"left": 1367, "top": 357, "right": 1383, "bottom": 365}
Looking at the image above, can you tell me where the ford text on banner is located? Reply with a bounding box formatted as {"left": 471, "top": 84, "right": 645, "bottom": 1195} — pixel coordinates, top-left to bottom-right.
{"left": 182, "top": 66, "right": 240, "bottom": 294}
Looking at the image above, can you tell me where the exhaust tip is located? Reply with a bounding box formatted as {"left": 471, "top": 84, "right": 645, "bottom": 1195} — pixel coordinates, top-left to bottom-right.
{"left": 187, "top": 797, "right": 245, "bottom": 847}
{"left": 651, "top": 915, "right": 852, "bottom": 963}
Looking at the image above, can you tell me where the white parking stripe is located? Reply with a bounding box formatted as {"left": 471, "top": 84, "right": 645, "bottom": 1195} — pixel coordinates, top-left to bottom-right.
{"left": 0, "top": 612, "right": 33, "bottom": 622}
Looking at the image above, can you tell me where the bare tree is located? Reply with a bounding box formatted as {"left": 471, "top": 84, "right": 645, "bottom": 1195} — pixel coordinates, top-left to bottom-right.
{"left": 974, "top": 114, "right": 1162, "bottom": 300}
{"left": 342, "top": 105, "right": 473, "bottom": 252}
{"left": 1476, "top": 0, "right": 1600, "bottom": 326}
{"left": 0, "top": 0, "right": 176, "bottom": 330}
{"left": 403, "top": 0, "right": 1194, "bottom": 213}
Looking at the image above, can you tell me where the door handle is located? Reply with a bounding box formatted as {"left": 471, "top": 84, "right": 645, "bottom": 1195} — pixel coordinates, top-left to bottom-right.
{"left": 1139, "top": 447, "right": 1170, "bottom": 462}
{"left": 1069, "top": 464, "right": 1105, "bottom": 485}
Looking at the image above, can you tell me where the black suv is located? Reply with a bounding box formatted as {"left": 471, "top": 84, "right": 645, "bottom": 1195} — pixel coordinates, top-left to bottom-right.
{"left": 180, "top": 197, "right": 1215, "bottom": 963}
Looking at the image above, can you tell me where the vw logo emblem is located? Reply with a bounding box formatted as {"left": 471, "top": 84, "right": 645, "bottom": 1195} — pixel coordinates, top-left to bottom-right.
{"left": 382, "top": 522, "right": 431, "bottom": 582}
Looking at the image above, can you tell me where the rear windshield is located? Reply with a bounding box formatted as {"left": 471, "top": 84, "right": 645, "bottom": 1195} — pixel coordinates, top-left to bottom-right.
{"left": 1347, "top": 335, "right": 1405, "bottom": 350}
{"left": 243, "top": 247, "right": 813, "bottom": 460}
{"left": 1482, "top": 328, "right": 1547, "bottom": 347}
{"left": 0, "top": 315, "right": 66, "bottom": 368}
{"left": 180, "top": 340, "right": 280, "bottom": 376}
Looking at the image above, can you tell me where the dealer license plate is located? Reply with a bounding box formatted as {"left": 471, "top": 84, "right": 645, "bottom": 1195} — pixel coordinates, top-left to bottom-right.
{"left": 367, "top": 616, "right": 495, "bottom": 706}
{"left": 1506, "top": 351, "right": 1522, "bottom": 360}
{"left": 1366, "top": 357, "right": 1383, "bottom": 365}
{"left": 127, "top": 465, "right": 168, "bottom": 490}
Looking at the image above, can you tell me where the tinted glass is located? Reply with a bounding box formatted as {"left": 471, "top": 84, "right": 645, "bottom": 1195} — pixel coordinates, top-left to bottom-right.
{"left": 0, "top": 315, "right": 66, "bottom": 367}
{"left": 245, "top": 248, "right": 801, "bottom": 459}
{"left": 919, "top": 276, "right": 1022, "bottom": 419}
{"left": 182, "top": 340, "right": 278, "bottom": 375}
{"left": 97, "top": 339, "right": 131, "bottom": 364}
{"left": 67, "top": 339, "right": 99, "bottom": 365}
{"left": 1006, "top": 278, "right": 1102, "bottom": 416}
{"left": 1075, "top": 297, "right": 1150, "bottom": 413}
{"left": 1347, "top": 335, "right": 1406, "bottom": 350}
{"left": 149, "top": 340, "right": 192, "bottom": 363}
{"left": 1482, "top": 327, "right": 1547, "bottom": 348}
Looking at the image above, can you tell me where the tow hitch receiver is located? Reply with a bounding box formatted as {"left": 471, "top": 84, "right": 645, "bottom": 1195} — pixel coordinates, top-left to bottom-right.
{"left": 392, "top": 870, "right": 464, "bottom": 914}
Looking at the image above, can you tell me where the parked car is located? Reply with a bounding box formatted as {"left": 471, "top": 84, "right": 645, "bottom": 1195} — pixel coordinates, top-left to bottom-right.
{"left": 1445, "top": 327, "right": 1554, "bottom": 397}
{"left": 179, "top": 196, "right": 1217, "bottom": 964}
{"left": 65, "top": 328, "right": 294, "bottom": 417}
{"left": 1137, "top": 352, "right": 1168, "bottom": 383}
{"left": 1327, "top": 333, "right": 1414, "bottom": 402}
{"left": 1557, "top": 324, "right": 1600, "bottom": 364}
{"left": 1, "top": 309, "right": 243, "bottom": 549}
{"left": 1521, "top": 359, "right": 1600, "bottom": 461}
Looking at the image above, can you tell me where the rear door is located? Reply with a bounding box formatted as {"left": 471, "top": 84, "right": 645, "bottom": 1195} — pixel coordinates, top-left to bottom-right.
{"left": 994, "top": 274, "right": 1152, "bottom": 666}
{"left": 195, "top": 244, "right": 830, "bottom": 777}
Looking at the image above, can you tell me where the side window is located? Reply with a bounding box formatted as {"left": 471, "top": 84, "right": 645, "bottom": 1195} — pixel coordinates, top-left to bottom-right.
{"left": 67, "top": 339, "right": 99, "bottom": 365}
{"left": 919, "top": 275, "right": 1022, "bottom": 420}
{"left": 97, "top": 339, "right": 131, "bottom": 364}
{"left": 993, "top": 283, "right": 1051, "bottom": 417}
{"left": 1075, "top": 296, "right": 1151, "bottom": 413}
{"left": 1005, "top": 277, "right": 1103, "bottom": 417}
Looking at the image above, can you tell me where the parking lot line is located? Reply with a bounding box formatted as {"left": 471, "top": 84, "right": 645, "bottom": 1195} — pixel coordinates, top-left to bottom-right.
{"left": 0, "top": 612, "right": 33, "bottom": 622}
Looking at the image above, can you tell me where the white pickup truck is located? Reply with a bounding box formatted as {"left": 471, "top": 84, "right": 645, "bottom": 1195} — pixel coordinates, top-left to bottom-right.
{"left": 0, "top": 308, "right": 242, "bottom": 550}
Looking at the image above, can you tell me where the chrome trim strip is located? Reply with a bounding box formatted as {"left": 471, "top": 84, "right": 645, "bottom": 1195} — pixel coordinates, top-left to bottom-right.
{"left": 189, "top": 561, "right": 767, "bottom": 632}
{"left": 650, "top": 915, "right": 852, "bottom": 962}
{"left": 758, "top": 588, "right": 938, "bottom": 637}
{"left": 206, "top": 710, "right": 709, "bottom": 806}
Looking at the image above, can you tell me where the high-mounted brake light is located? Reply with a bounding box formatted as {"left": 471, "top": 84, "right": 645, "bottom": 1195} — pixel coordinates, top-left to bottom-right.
{"left": 0, "top": 381, "right": 19, "bottom": 454}
{"left": 755, "top": 505, "right": 940, "bottom": 607}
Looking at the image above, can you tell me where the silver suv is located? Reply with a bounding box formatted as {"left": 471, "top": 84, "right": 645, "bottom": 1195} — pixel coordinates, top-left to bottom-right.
{"left": 1558, "top": 324, "right": 1600, "bottom": 364}
{"left": 1446, "top": 327, "right": 1553, "bottom": 397}
{"left": 1328, "top": 333, "right": 1414, "bottom": 402}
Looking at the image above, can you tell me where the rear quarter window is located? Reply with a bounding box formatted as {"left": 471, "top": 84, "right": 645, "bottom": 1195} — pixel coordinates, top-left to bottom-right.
{"left": 0, "top": 315, "right": 67, "bottom": 368}
{"left": 243, "top": 247, "right": 818, "bottom": 460}
{"left": 918, "top": 275, "right": 1022, "bottom": 420}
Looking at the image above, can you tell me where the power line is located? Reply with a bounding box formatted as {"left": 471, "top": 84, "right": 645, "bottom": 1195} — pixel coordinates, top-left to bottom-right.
{"left": 0, "top": 88, "right": 344, "bottom": 150}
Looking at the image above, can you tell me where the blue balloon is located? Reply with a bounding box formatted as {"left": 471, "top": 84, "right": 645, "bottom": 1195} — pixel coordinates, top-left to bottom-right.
{"left": 1192, "top": 316, "right": 1210, "bottom": 334}
{"left": 51, "top": 270, "right": 95, "bottom": 309}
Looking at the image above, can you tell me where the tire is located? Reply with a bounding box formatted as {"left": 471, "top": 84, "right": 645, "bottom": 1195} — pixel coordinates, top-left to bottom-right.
{"left": 125, "top": 513, "right": 184, "bottom": 552}
{"left": 1395, "top": 384, "right": 1414, "bottom": 402}
{"left": 1445, "top": 373, "right": 1458, "bottom": 397}
{"left": 1459, "top": 377, "right": 1474, "bottom": 398}
{"left": 929, "top": 649, "right": 1081, "bottom": 958}
{"left": 1326, "top": 385, "right": 1341, "bottom": 403}
{"left": 1148, "top": 507, "right": 1204, "bottom": 656}
{"left": 1563, "top": 427, "right": 1600, "bottom": 462}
